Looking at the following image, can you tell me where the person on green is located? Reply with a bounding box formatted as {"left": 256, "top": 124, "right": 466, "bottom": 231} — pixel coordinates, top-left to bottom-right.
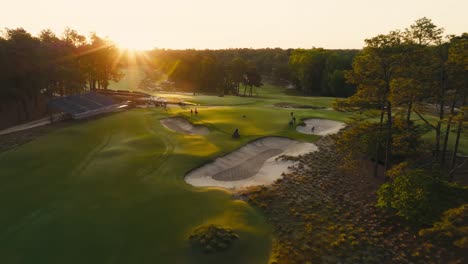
{"left": 232, "top": 128, "right": 240, "bottom": 139}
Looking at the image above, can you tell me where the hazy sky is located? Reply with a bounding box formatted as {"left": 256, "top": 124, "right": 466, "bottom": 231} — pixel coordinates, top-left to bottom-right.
{"left": 2, "top": 0, "right": 467, "bottom": 50}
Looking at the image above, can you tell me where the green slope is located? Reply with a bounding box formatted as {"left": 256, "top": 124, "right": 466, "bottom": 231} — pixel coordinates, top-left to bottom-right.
{"left": 0, "top": 98, "right": 351, "bottom": 264}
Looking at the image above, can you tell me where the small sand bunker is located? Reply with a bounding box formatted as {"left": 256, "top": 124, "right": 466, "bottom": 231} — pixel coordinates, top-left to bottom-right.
{"left": 296, "top": 119, "right": 345, "bottom": 136}
{"left": 160, "top": 117, "right": 209, "bottom": 135}
{"left": 273, "top": 102, "right": 325, "bottom": 109}
{"left": 185, "top": 137, "right": 318, "bottom": 189}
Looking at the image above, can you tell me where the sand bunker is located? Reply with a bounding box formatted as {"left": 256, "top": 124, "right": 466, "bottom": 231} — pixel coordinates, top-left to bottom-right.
{"left": 296, "top": 119, "right": 345, "bottom": 136}
{"left": 160, "top": 117, "right": 209, "bottom": 135}
{"left": 185, "top": 137, "right": 318, "bottom": 189}
{"left": 273, "top": 102, "right": 325, "bottom": 110}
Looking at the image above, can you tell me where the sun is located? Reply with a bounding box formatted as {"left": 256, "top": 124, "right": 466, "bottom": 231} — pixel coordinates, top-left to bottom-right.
{"left": 117, "top": 38, "right": 152, "bottom": 51}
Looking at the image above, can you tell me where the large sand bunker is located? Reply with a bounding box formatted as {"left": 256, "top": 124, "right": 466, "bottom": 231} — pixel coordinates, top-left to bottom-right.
{"left": 185, "top": 137, "right": 318, "bottom": 189}
{"left": 296, "top": 119, "right": 345, "bottom": 136}
{"left": 160, "top": 117, "right": 209, "bottom": 135}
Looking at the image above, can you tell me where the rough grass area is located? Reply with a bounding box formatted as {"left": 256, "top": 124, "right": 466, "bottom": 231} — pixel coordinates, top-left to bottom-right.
{"left": 242, "top": 137, "right": 466, "bottom": 264}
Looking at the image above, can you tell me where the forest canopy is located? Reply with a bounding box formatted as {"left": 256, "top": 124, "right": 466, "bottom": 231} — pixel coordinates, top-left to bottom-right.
{"left": 143, "top": 48, "right": 358, "bottom": 97}
{"left": 0, "top": 28, "right": 122, "bottom": 122}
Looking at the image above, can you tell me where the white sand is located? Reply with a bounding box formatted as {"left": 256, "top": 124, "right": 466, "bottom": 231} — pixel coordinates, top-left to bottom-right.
{"left": 185, "top": 137, "right": 318, "bottom": 189}
{"left": 296, "top": 119, "right": 345, "bottom": 136}
{"left": 160, "top": 117, "right": 209, "bottom": 135}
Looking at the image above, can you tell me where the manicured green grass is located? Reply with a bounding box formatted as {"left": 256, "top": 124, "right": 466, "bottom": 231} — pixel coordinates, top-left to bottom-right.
{"left": 0, "top": 110, "right": 272, "bottom": 264}
{"left": 155, "top": 84, "right": 337, "bottom": 108}
{"left": 0, "top": 92, "right": 350, "bottom": 263}
{"left": 421, "top": 127, "right": 468, "bottom": 156}
{"left": 158, "top": 93, "right": 264, "bottom": 106}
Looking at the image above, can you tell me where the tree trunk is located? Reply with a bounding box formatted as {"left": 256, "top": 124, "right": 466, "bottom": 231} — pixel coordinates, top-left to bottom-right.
{"left": 435, "top": 124, "right": 441, "bottom": 158}
{"left": 441, "top": 97, "right": 457, "bottom": 167}
{"left": 384, "top": 101, "right": 393, "bottom": 172}
{"left": 16, "top": 103, "right": 22, "bottom": 123}
{"left": 435, "top": 70, "right": 447, "bottom": 159}
{"left": 34, "top": 94, "right": 39, "bottom": 109}
{"left": 450, "top": 95, "right": 466, "bottom": 178}
{"left": 20, "top": 97, "right": 30, "bottom": 121}
{"left": 373, "top": 101, "right": 386, "bottom": 177}
{"left": 406, "top": 101, "right": 412, "bottom": 127}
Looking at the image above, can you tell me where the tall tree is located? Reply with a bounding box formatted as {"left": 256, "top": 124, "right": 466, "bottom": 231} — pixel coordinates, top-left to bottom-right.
{"left": 345, "top": 31, "right": 406, "bottom": 173}
{"left": 243, "top": 64, "right": 263, "bottom": 96}
{"left": 447, "top": 34, "right": 468, "bottom": 173}
{"left": 230, "top": 57, "right": 247, "bottom": 95}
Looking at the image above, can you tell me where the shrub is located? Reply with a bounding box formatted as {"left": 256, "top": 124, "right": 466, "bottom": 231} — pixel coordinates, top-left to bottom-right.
{"left": 189, "top": 225, "right": 239, "bottom": 253}
{"left": 419, "top": 204, "right": 468, "bottom": 249}
{"left": 377, "top": 169, "right": 467, "bottom": 225}
{"left": 334, "top": 120, "right": 384, "bottom": 173}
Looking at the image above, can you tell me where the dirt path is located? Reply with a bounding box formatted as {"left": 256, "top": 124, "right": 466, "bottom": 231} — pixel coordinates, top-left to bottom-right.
{"left": 0, "top": 117, "right": 51, "bottom": 136}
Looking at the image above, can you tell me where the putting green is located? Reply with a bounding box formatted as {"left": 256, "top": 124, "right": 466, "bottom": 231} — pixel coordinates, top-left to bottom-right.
{"left": 0, "top": 89, "right": 351, "bottom": 264}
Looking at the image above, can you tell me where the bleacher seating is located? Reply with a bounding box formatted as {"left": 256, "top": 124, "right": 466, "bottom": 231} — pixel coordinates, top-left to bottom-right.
{"left": 49, "top": 92, "right": 121, "bottom": 119}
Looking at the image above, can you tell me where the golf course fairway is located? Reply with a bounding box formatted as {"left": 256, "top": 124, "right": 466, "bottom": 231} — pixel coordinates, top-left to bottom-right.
{"left": 2, "top": 82, "right": 465, "bottom": 263}
{"left": 0, "top": 86, "right": 353, "bottom": 264}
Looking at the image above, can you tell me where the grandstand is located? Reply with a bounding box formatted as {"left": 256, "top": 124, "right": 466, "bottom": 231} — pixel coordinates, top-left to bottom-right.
{"left": 96, "top": 89, "right": 152, "bottom": 102}
{"left": 49, "top": 92, "right": 124, "bottom": 119}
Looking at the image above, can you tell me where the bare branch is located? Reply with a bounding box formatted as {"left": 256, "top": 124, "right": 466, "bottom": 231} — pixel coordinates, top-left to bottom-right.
{"left": 413, "top": 109, "right": 437, "bottom": 130}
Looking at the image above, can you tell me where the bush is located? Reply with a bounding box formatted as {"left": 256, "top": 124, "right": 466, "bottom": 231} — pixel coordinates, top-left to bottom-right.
{"left": 334, "top": 121, "right": 384, "bottom": 173}
{"left": 419, "top": 204, "right": 468, "bottom": 249}
{"left": 391, "top": 117, "right": 428, "bottom": 161}
{"left": 377, "top": 169, "right": 467, "bottom": 225}
{"left": 189, "top": 225, "right": 239, "bottom": 253}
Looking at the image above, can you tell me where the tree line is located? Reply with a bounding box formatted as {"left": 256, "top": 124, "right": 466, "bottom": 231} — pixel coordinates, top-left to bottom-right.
{"left": 0, "top": 28, "right": 122, "bottom": 122}
{"left": 336, "top": 17, "right": 467, "bottom": 176}
{"left": 289, "top": 49, "right": 358, "bottom": 96}
{"left": 1, "top": 29, "right": 359, "bottom": 125}
{"left": 334, "top": 18, "right": 467, "bottom": 232}
{"left": 144, "top": 48, "right": 358, "bottom": 97}
{"left": 147, "top": 49, "right": 283, "bottom": 96}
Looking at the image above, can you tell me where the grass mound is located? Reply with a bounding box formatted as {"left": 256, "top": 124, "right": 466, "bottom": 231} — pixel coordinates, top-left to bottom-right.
{"left": 189, "top": 225, "right": 239, "bottom": 253}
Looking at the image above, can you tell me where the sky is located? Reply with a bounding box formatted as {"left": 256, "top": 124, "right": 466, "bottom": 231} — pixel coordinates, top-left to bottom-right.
{"left": 2, "top": 0, "right": 467, "bottom": 50}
